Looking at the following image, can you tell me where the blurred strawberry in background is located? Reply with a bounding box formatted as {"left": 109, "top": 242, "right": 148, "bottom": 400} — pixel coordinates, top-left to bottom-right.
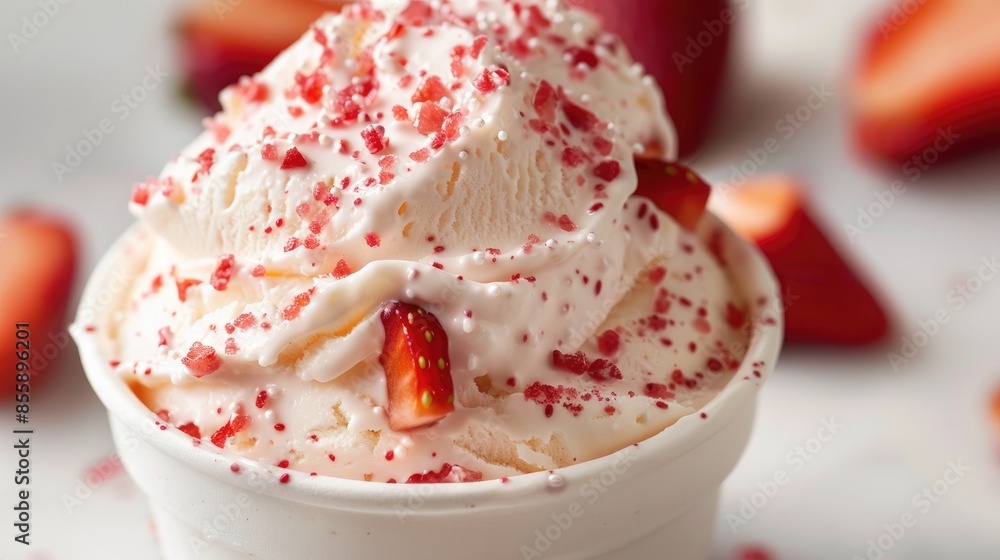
{"left": 180, "top": 0, "right": 732, "bottom": 153}
{"left": 0, "top": 210, "right": 78, "bottom": 395}
{"left": 711, "top": 176, "right": 890, "bottom": 346}
{"left": 853, "top": 0, "right": 1000, "bottom": 163}
{"left": 992, "top": 388, "right": 1000, "bottom": 441}
{"left": 572, "top": 0, "right": 732, "bottom": 157}
{"left": 178, "top": 0, "right": 346, "bottom": 112}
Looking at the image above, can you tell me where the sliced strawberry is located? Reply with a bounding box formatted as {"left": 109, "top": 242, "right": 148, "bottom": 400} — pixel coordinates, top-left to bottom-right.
{"left": 991, "top": 387, "right": 1000, "bottom": 440}
{"left": 0, "top": 210, "right": 77, "bottom": 396}
{"left": 633, "top": 158, "right": 711, "bottom": 231}
{"left": 379, "top": 302, "right": 455, "bottom": 431}
{"left": 710, "top": 176, "right": 890, "bottom": 345}
{"left": 853, "top": 0, "right": 1000, "bottom": 162}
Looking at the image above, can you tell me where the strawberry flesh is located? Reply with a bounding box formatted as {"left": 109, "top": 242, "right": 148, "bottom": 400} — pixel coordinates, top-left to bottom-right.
{"left": 379, "top": 302, "right": 456, "bottom": 431}
{"left": 633, "top": 158, "right": 711, "bottom": 231}
{"left": 712, "top": 177, "right": 890, "bottom": 345}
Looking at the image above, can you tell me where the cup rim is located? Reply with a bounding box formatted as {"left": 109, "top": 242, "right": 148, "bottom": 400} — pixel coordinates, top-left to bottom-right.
{"left": 72, "top": 212, "right": 783, "bottom": 510}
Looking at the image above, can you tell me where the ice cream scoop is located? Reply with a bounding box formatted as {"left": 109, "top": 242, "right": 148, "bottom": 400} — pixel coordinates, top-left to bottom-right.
{"left": 89, "top": 0, "right": 755, "bottom": 483}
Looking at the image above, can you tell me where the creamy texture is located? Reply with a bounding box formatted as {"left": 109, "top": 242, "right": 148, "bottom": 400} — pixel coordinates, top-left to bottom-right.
{"left": 98, "top": 0, "right": 750, "bottom": 482}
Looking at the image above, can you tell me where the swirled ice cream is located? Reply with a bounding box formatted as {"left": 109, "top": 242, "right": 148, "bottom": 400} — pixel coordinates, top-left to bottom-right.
{"left": 94, "top": 0, "right": 751, "bottom": 483}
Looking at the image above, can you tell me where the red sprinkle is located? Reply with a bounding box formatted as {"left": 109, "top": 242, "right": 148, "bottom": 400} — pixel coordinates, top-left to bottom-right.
{"left": 256, "top": 391, "right": 268, "bottom": 409}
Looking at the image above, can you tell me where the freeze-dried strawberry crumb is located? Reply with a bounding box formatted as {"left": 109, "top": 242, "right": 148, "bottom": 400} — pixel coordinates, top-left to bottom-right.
{"left": 594, "top": 160, "right": 621, "bottom": 181}
{"left": 412, "top": 75, "right": 451, "bottom": 104}
{"left": 648, "top": 266, "right": 667, "bottom": 284}
{"left": 304, "top": 235, "right": 320, "bottom": 249}
{"left": 592, "top": 137, "right": 613, "bottom": 156}
{"left": 251, "top": 265, "right": 266, "bottom": 278}
{"left": 399, "top": 0, "right": 432, "bottom": 24}
{"left": 225, "top": 338, "right": 239, "bottom": 356}
{"left": 210, "top": 255, "right": 236, "bottom": 291}
{"left": 333, "top": 259, "right": 352, "bottom": 278}
{"left": 552, "top": 350, "right": 588, "bottom": 375}
{"left": 442, "top": 113, "right": 464, "bottom": 139}
{"left": 261, "top": 144, "right": 278, "bottom": 161}
{"left": 562, "top": 146, "right": 587, "bottom": 167}
{"left": 406, "top": 464, "right": 483, "bottom": 484}
{"left": 211, "top": 413, "right": 250, "bottom": 448}
{"left": 281, "top": 147, "right": 309, "bottom": 169}
{"left": 292, "top": 69, "right": 327, "bottom": 105}
{"left": 426, "top": 132, "right": 444, "bottom": 150}
{"left": 130, "top": 181, "right": 150, "bottom": 206}
{"left": 365, "top": 232, "right": 381, "bottom": 247}
{"left": 182, "top": 342, "right": 222, "bottom": 378}
{"left": 644, "top": 383, "right": 673, "bottom": 399}
{"left": 283, "top": 292, "right": 312, "bottom": 321}
{"left": 469, "top": 35, "right": 489, "bottom": 59}
{"left": 565, "top": 46, "right": 599, "bottom": 68}
{"left": 597, "top": 330, "right": 621, "bottom": 356}
{"left": 415, "top": 102, "right": 449, "bottom": 135}
{"left": 236, "top": 80, "right": 269, "bottom": 103}
{"left": 361, "top": 125, "right": 388, "bottom": 154}
{"left": 410, "top": 148, "right": 431, "bottom": 162}
{"left": 557, "top": 214, "right": 577, "bottom": 232}
{"left": 473, "top": 69, "right": 505, "bottom": 94}
{"left": 587, "top": 359, "right": 622, "bottom": 381}
{"left": 192, "top": 148, "right": 216, "bottom": 181}
{"left": 533, "top": 80, "right": 558, "bottom": 123}
{"left": 392, "top": 105, "right": 409, "bottom": 121}
{"left": 234, "top": 313, "right": 255, "bottom": 330}
{"left": 176, "top": 279, "right": 201, "bottom": 302}
{"left": 561, "top": 97, "right": 599, "bottom": 132}
{"left": 177, "top": 423, "right": 201, "bottom": 439}
{"left": 284, "top": 238, "right": 300, "bottom": 252}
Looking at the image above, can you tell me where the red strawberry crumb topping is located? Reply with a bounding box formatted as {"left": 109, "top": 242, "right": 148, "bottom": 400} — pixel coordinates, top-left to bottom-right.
{"left": 406, "top": 464, "right": 483, "bottom": 484}
{"left": 597, "top": 330, "right": 621, "bottom": 356}
{"left": 361, "top": 125, "right": 388, "bottom": 154}
{"left": 210, "top": 255, "right": 236, "bottom": 291}
{"left": 182, "top": 342, "right": 222, "bottom": 378}
{"left": 280, "top": 147, "right": 309, "bottom": 169}
{"left": 177, "top": 423, "right": 201, "bottom": 438}
{"left": 210, "top": 412, "right": 250, "bottom": 448}
{"left": 594, "top": 160, "right": 621, "bottom": 182}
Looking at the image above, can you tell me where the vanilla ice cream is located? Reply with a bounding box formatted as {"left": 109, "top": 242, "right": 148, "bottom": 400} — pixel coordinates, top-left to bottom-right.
{"left": 85, "top": 0, "right": 752, "bottom": 483}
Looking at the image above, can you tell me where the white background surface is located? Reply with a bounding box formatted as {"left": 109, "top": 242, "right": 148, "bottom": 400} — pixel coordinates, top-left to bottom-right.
{"left": 1, "top": 0, "right": 999, "bottom": 558}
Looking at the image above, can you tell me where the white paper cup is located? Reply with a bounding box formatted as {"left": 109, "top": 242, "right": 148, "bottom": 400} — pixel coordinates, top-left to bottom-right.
{"left": 73, "top": 214, "right": 782, "bottom": 560}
